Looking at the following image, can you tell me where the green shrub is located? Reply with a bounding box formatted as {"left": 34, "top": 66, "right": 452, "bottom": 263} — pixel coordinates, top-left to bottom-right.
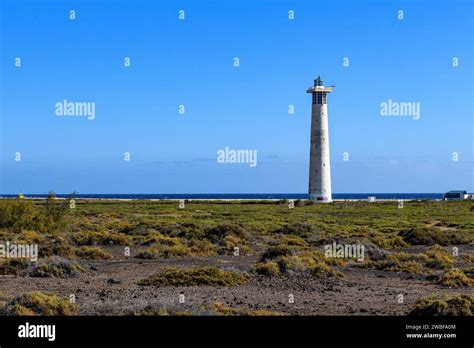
{"left": 187, "top": 239, "right": 216, "bottom": 256}
{"left": 3, "top": 291, "right": 76, "bottom": 315}
{"left": 136, "top": 239, "right": 216, "bottom": 259}
{"left": 137, "top": 267, "right": 249, "bottom": 287}
{"left": 260, "top": 245, "right": 293, "bottom": 261}
{"left": 371, "top": 234, "right": 408, "bottom": 249}
{"left": 0, "top": 259, "right": 30, "bottom": 275}
{"left": 256, "top": 246, "right": 342, "bottom": 278}
{"left": 136, "top": 245, "right": 190, "bottom": 259}
{"left": 254, "top": 261, "right": 281, "bottom": 276}
{"left": 38, "top": 237, "right": 74, "bottom": 258}
{"left": 311, "top": 262, "right": 344, "bottom": 278}
{"left": 369, "top": 252, "right": 424, "bottom": 274}
{"left": 424, "top": 245, "right": 454, "bottom": 270}
{"left": 0, "top": 193, "right": 75, "bottom": 234}
{"left": 74, "top": 246, "right": 112, "bottom": 260}
{"left": 276, "top": 235, "right": 309, "bottom": 248}
{"left": 19, "top": 230, "right": 46, "bottom": 244}
{"left": 71, "top": 230, "right": 131, "bottom": 246}
{"left": 399, "top": 228, "right": 468, "bottom": 246}
{"left": 0, "top": 200, "right": 37, "bottom": 233}
{"left": 274, "top": 223, "right": 314, "bottom": 237}
{"left": 133, "top": 306, "right": 190, "bottom": 316}
{"left": 462, "top": 266, "right": 474, "bottom": 278}
{"left": 203, "top": 224, "right": 250, "bottom": 244}
{"left": 40, "top": 192, "right": 74, "bottom": 233}
{"left": 410, "top": 294, "right": 474, "bottom": 316}
{"left": 210, "top": 302, "right": 283, "bottom": 316}
{"left": 29, "top": 257, "right": 84, "bottom": 278}
{"left": 433, "top": 268, "right": 473, "bottom": 287}
{"left": 141, "top": 233, "right": 181, "bottom": 246}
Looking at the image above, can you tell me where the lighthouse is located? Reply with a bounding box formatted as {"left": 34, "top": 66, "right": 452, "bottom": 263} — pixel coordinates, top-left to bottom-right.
{"left": 307, "top": 76, "right": 333, "bottom": 203}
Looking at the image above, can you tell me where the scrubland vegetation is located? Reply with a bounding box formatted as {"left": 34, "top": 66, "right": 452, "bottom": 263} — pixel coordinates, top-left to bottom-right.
{"left": 410, "top": 293, "right": 474, "bottom": 316}
{"left": 137, "top": 267, "right": 249, "bottom": 287}
{"left": 0, "top": 196, "right": 472, "bottom": 315}
{"left": 1, "top": 291, "right": 76, "bottom": 316}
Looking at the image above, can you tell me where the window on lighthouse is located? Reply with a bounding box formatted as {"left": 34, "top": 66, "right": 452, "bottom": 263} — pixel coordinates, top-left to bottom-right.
{"left": 313, "top": 93, "right": 327, "bottom": 104}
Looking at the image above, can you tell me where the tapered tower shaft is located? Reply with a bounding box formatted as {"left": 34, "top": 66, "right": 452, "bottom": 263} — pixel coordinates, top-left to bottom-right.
{"left": 307, "top": 76, "right": 333, "bottom": 203}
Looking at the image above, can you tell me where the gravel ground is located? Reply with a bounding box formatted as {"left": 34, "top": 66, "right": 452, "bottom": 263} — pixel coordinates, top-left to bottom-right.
{"left": 1, "top": 245, "right": 472, "bottom": 316}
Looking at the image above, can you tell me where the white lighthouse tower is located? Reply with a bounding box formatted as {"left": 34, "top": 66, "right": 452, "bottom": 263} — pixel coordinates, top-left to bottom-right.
{"left": 307, "top": 76, "right": 333, "bottom": 203}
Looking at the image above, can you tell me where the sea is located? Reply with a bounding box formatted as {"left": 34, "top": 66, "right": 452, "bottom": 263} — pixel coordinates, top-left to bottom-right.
{"left": 0, "top": 193, "right": 443, "bottom": 200}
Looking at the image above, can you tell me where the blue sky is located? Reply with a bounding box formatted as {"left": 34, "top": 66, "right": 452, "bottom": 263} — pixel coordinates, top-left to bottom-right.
{"left": 0, "top": 0, "right": 472, "bottom": 194}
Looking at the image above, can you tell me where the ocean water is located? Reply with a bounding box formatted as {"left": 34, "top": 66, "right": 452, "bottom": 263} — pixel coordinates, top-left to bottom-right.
{"left": 0, "top": 193, "right": 443, "bottom": 200}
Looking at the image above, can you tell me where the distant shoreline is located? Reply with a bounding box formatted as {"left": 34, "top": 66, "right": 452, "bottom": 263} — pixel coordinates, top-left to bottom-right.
{"left": 0, "top": 193, "right": 448, "bottom": 202}
{"left": 0, "top": 198, "right": 445, "bottom": 202}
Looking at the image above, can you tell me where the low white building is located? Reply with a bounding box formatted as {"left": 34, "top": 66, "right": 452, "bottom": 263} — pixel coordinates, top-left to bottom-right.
{"left": 443, "top": 190, "right": 470, "bottom": 200}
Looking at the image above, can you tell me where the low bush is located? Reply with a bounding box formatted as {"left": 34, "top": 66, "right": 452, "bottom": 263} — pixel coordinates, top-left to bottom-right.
{"left": 28, "top": 257, "right": 84, "bottom": 278}
{"left": 273, "top": 223, "right": 314, "bottom": 238}
{"left": 0, "top": 200, "right": 37, "bottom": 233}
{"left": 137, "top": 267, "right": 249, "bottom": 287}
{"left": 410, "top": 294, "right": 474, "bottom": 316}
{"left": 260, "top": 245, "right": 293, "bottom": 261}
{"left": 424, "top": 245, "right": 454, "bottom": 270}
{"left": 203, "top": 224, "right": 250, "bottom": 244}
{"left": 70, "top": 230, "right": 131, "bottom": 246}
{"left": 369, "top": 252, "right": 424, "bottom": 274}
{"left": 399, "top": 228, "right": 469, "bottom": 246}
{"left": 0, "top": 259, "right": 30, "bottom": 275}
{"left": 210, "top": 302, "right": 283, "bottom": 316}
{"left": 255, "top": 246, "right": 342, "bottom": 278}
{"left": 74, "top": 246, "right": 112, "bottom": 260}
{"left": 2, "top": 291, "right": 76, "bottom": 315}
{"left": 254, "top": 261, "right": 281, "bottom": 276}
{"left": 432, "top": 268, "right": 473, "bottom": 287}
{"left": 136, "top": 239, "right": 216, "bottom": 259}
